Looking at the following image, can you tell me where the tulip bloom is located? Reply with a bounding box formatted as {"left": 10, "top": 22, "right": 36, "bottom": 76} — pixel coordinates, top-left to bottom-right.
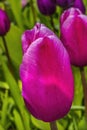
{"left": 0, "top": 9, "right": 10, "bottom": 36}
{"left": 60, "top": 8, "right": 87, "bottom": 66}
{"left": 37, "top": 0, "right": 56, "bottom": 15}
{"left": 20, "top": 23, "right": 74, "bottom": 122}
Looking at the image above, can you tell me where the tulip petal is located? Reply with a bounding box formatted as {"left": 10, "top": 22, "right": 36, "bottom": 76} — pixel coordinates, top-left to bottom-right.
{"left": 22, "top": 23, "right": 54, "bottom": 54}
{"left": 74, "top": 0, "right": 86, "bottom": 14}
{"left": 60, "top": 7, "right": 82, "bottom": 26}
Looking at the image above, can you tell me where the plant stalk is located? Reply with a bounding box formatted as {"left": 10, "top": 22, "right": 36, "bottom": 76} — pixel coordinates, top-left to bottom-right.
{"left": 2, "top": 37, "right": 11, "bottom": 63}
{"left": 80, "top": 67, "right": 87, "bottom": 120}
{"left": 50, "top": 16, "right": 57, "bottom": 33}
{"left": 2, "top": 36, "right": 15, "bottom": 79}
{"left": 50, "top": 121, "right": 58, "bottom": 130}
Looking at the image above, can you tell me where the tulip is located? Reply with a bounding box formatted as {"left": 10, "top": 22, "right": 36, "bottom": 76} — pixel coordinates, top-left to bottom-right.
{"left": 73, "top": 0, "right": 86, "bottom": 14}
{"left": 20, "top": 23, "right": 74, "bottom": 122}
{"left": 0, "top": 9, "right": 10, "bottom": 36}
{"left": 60, "top": 8, "right": 87, "bottom": 66}
{"left": 56, "top": 0, "right": 75, "bottom": 8}
{"left": 56, "top": 0, "right": 85, "bottom": 14}
{"left": 37, "top": 0, "right": 56, "bottom": 15}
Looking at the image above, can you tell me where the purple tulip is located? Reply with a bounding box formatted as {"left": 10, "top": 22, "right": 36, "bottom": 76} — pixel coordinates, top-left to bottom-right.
{"left": 0, "top": 9, "right": 10, "bottom": 36}
{"left": 73, "top": 0, "right": 86, "bottom": 14}
{"left": 56, "top": 0, "right": 85, "bottom": 14}
{"left": 20, "top": 23, "right": 74, "bottom": 122}
{"left": 37, "top": 0, "right": 56, "bottom": 15}
{"left": 60, "top": 8, "right": 87, "bottom": 66}
{"left": 56, "top": 0, "right": 75, "bottom": 8}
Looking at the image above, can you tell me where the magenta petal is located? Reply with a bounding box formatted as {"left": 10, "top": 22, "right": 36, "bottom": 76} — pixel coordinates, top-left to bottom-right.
{"left": 22, "top": 29, "right": 35, "bottom": 54}
{"left": 60, "top": 8, "right": 87, "bottom": 66}
{"left": 74, "top": 0, "right": 86, "bottom": 14}
{"left": 22, "top": 23, "right": 55, "bottom": 54}
{"left": 60, "top": 7, "right": 82, "bottom": 26}
{"left": 20, "top": 34, "right": 74, "bottom": 122}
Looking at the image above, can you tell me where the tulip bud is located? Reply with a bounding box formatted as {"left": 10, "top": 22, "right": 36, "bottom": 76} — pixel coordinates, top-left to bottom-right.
{"left": 0, "top": 9, "right": 10, "bottom": 36}
{"left": 60, "top": 8, "right": 87, "bottom": 66}
{"left": 37, "top": 0, "right": 56, "bottom": 15}
{"left": 20, "top": 23, "right": 74, "bottom": 122}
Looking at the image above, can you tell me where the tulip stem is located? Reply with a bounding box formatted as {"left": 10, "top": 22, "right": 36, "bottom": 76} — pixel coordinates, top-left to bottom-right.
{"left": 30, "top": 0, "right": 36, "bottom": 24}
{"left": 50, "top": 16, "right": 57, "bottom": 33}
{"left": 2, "top": 36, "right": 15, "bottom": 79}
{"left": 50, "top": 121, "right": 58, "bottom": 130}
{"left": 80, "top": 67, "right": 87, "bottom": 120}
{"left": 2, "top": 37, "right": 11, "bottom": 63}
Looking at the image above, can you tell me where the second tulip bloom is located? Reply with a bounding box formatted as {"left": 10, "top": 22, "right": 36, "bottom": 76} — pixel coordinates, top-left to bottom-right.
{"left": 60, "top": 8, "right": 87, "bottom": 66}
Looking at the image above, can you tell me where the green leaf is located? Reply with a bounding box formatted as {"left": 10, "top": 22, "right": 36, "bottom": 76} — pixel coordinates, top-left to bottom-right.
{"left": 1, "top": 58, "right": 31, "bottom": 130}
{"left": 5, "top": 24, "right": 23, "bottom": 67}
{"left": 0, "top": 124, "right": 5, "bottom": 130}
{"left": 0, "top": 24, "right": 23, "bottom": 69}
{"left": 78, "top": 117, "right": 87, "bottom": 130}
{"left": 31, "top": 115, "right": 50, "bottom": 130}
{"left": 1, "top": 61, "right": 23, "bottom": 110}
{"left": 0, "top": 81, "right": 9, "bottom": 90}
{"left": 8, "top": 0, "right": 23, "bottom": 29}
{"left": 31, "top": 116, "right": 64, "bottom": 130}
{"left": 72, "top": 67, "right": 83, "bottom": 106}
{"left": 13, "top": 109, "right": 24, "bottom": 130}
{"left": 1, "top": 90, "right": 9, "bottom": 127}
{"left": 57, "top": 122, "right": 64, "bottom": 130}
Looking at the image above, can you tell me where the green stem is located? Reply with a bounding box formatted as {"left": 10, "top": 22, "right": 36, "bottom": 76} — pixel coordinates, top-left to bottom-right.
{"left": 30, "top": 0, "right": 36, "bottom": 24}
{"left": 72, "top": 116, "right": 78, "bottom": 130}
{"left": 2, "top": 37, "right": 11, "bottom": 63}
{"left": 50, "top": 16, "right": 57, "bottom": 33}
{"left": 80, "top": 67, "right": 87, "bottom": 120}
{"left": 71, "top": 106, "right": 85, "bottom": 111}
{"left": 2, "top": 36, "right": 15, "bottom": 79}
{"left": 50, "top": 121, "right": 58, "bottom": 130}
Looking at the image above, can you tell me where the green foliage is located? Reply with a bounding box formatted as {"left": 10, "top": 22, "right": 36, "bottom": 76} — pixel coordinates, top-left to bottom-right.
{"left": 0, "top": 0, "right": 87, "bottom": 130}
{"left": 31, "top": 115, "right": 50, "bottom": 130}
{"left": 8, "top": 0, "right": 23, "bottom": 29}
